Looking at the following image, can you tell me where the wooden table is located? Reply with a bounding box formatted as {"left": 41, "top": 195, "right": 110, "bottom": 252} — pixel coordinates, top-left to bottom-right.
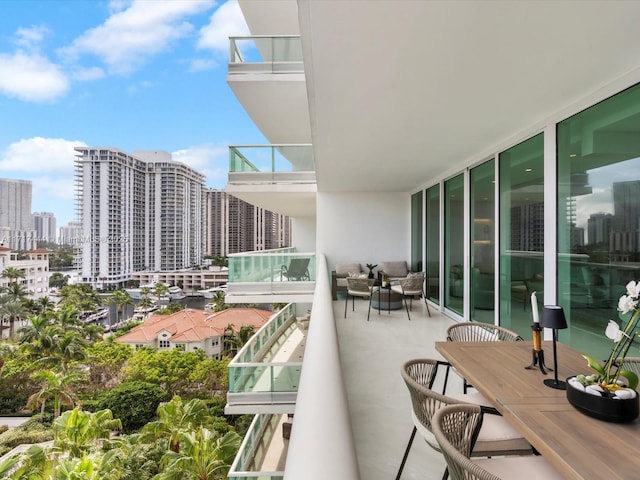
{"left": 435, "top": 340, "right": 640, "bottom": 480}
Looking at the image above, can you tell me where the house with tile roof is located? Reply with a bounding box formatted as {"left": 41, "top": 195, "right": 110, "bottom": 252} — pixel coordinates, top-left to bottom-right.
{"left": 115, "top": 307, "right": 272, "bottom": 359}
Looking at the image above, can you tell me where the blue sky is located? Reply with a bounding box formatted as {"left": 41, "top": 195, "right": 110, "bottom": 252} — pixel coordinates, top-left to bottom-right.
{"left": 0, "top": 0, "right": 265, "bottom": 227}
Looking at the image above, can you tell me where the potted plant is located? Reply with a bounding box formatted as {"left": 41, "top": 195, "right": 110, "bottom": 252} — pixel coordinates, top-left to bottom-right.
{"left": 566, "top": 280, "right": 640, "bottom": 423}
{"left": 366, "top": 264, "right": 378, "bottom": 279}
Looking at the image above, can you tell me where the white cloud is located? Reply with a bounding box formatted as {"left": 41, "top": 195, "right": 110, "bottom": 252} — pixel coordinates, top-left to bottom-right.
{"left": 71, "top": 66, "right": 105, "bottom": 82}
{"left": 172, "top": 143, "right": 229, "bottom": 189}
{"left": 189, "top": 57, "right": 218, "bottom": 72}
{"left": 59, "top": 0, "right": 216, "bottom": 74}
{"left": 32, "top": 176, "right": 77, "bottom": 201}
{"left": 0, "top": 51, "right": 69, "bottom": 102}
{"left": 0, "top": 137, "right": 86, "bottom": 173}
{"left": 198, "top": 0, "right": 248, "bottom": 54}
{"left": 14, "top": 25, "right": 51, "bottom": 51}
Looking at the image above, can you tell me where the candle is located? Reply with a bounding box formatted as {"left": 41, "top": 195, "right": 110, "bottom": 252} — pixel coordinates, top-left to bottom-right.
{"left": 531, "top": 291, "right": 539, "bottom": 323}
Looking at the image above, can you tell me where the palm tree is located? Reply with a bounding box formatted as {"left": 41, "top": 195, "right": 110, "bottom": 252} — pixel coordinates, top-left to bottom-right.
{"left": 27, "top": 368, "right": 84, "bottom": 417}
{"left": 140, "top": 396, "right": 210, "bottom": 453}
{"left": 212, "top": 290, "right": 228, "bottom": 312}
{"left": 0, "top": 298, "right": 29, "bottom": 338}
{"left": 53, "top": 407, "right": 122, "bottom": 458}
{"left": 3, "top": 282, "right": 29, "bottom": 302}
{"left": 1, "top": 266, "right": 25, "bottom": 286}
{"left": 153, "top": 283, "right": 170, "bottom": 306}
{"left": 113, "top": 290, "right": 133, "bottom": 324}
{"left": 222, "top": 324, "right": 255, "bottom": 357}
{"left": 157, "top": 428, "right": 241, "bottom": 480}
{"left": 34, "top": 296, "right": 55, "bottom": 315}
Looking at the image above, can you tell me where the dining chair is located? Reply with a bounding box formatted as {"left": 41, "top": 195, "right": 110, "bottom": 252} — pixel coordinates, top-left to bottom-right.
{"left": 395, "top": 359, "right": 531, "bottom": 480}
{"left": 390, "top": 273, "right": 431, "bottom": 320}
{"left": 433, "top": 404, "right": 563, "bottom": 480}
{"left": 344, "top": 276, "right": 375, "bottom": 318}
{"left": 446, "top": 322, "right": 523, "bottom": 393}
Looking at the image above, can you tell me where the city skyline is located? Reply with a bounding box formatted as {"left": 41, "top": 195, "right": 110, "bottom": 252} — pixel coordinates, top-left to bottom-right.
{"left": 0, "top": 0, "right": 265, "bottom": 227}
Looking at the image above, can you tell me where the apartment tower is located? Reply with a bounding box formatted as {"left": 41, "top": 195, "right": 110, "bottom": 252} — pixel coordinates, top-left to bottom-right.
{"left": 0, "top": 178, "right": 37, "bottom": 250}
{"left": 32, "top": 212, "right": 57, "bottom": 244}
{"left": 205, "top": 188, "right": 291, "bottom": 256}
{"left": 75, "top": 148, "right": 205, "bottom": 288}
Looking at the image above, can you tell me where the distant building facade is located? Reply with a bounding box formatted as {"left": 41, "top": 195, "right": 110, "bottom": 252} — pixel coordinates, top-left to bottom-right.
{"left": 59, "top": 221, "right": 83, "bottom": 246}
{"left": 75, "top": 148, "right": 205, "bottom": 288}
{"left": 32, "top": 212, "right": 57, "bottom": 244}
{"left": 0, "top": 178, "right": 36, "bottom": 250}
{"left": 0, "top": 246, "right": 50, "bottom": 298}
{"left": 205, "top": 189, "right": 291, "bottom": 256}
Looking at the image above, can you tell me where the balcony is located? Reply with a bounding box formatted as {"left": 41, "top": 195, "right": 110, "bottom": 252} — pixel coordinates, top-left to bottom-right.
{"left": 227, "top": 36, "right": 310, "bottom": 145}
{"left": 226, "top": 303, "right": 305, "bottom": 414}
{"left": 226, "top": 145, "right": 316, "bottom": 217}
{"left": 228, "top": 255, "right": 452, "bottom": 480}
{"left": 226, "top": 248, "right": 315, "bottom": 304}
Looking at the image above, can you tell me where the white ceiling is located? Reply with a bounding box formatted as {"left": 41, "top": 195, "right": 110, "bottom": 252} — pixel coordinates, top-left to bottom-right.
{"left": 291, "top": 1, "right": 640, "bottom": 194}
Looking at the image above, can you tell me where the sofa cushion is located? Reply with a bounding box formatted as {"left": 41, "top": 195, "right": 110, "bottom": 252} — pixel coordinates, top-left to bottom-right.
{"left": 380, "top": 261, "right": 409, "bottom": 278}
{"left": 335, "top": 263, "right": 362, "bottom": 276}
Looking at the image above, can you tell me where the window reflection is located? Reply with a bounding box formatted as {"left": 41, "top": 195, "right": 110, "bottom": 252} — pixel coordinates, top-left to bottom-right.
{"left": 445, "top": 174, "right": 464, "bottom": 315}
{"left": 499, "top": 134, "right": 544, "bottom": 337}
{"left": 558, "top": 84, "right": 640, "bottom": 358}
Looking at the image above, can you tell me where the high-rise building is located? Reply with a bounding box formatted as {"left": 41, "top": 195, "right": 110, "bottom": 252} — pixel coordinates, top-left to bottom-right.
{"left": 0, "top": 178, "right": 36, "bottom": 250}
{"left": 75, "top": 148, "right": 205, "bottom": 288}
{"left": 32, "top": 212, "right": 57, "bottom": 244}
{"left": 59, "top": 221, "right": 83, "bottom": 246}
{"left": 204, "top": 189, "right": 291, "bottom": 256}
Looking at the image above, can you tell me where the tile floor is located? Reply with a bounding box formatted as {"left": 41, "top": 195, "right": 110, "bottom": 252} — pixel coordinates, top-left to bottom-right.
{"left": 335, "top": 297, "right": 460, "bottom": 480}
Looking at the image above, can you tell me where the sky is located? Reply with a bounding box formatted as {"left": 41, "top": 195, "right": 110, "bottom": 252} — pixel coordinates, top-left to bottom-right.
{"left": 0, "top": 0, "right": 266, "bottom": 227}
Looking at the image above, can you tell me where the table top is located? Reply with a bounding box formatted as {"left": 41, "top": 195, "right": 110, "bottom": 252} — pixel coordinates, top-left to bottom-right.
{"left": 435, "top": 340, "right": 640, "bottom": 480}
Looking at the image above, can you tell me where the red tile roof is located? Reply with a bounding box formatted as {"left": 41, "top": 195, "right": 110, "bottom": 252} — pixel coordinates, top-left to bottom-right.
{"left": 116, "top": 307, "right": 272, "bottom": 344}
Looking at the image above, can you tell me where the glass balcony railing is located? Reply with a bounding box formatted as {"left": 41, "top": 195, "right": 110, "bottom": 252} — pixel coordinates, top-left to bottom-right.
{"left": 228, "top": 304, "right": 302, "bottom": 395}
{"left": 227, "top": 413, "right": 285, "bottom": 480}
{"left": 229, "top": 145, "right": 314, "bottom": 174}
{"left": 228, "top": 248, "right": 316, "bottom": 284}
{"left": 229, "top": 36, "right": 302, "bottom": 71}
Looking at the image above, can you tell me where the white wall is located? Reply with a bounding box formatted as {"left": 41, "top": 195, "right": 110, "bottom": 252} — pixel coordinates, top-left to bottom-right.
{"left": 316, "top": 191, "right": 409, "bottom": 274}
{"left": 291, "top": 216, "right": 316, "bottom": 252}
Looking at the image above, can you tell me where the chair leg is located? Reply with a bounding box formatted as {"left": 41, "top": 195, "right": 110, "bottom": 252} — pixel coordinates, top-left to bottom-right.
{"left": 403, "top": 295, "right": 411, "bottom": 320}
{"left": 367, "top": 294, "right": 372, "bottom": 321}
{"left": 394, "top": 426, "right": 417, "bottom": 480}
{"left": 344, "top": 293, "right": 349, "bottom": 318}
{"left": 441, "top": 466, "right": 449, "bottom": 480}
{"left": 423, "top": 288, "right": 431, "bottom": 317}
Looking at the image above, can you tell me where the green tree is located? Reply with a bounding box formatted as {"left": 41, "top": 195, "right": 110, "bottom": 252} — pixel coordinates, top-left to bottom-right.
{"left": 123, "top": 348, "right": 207, "bottom": 396}
{"left": 96, "top": 381, "right": 168, "bottom": 433}
{"left": 85, "top": 340, "right": 133, "bottom": 393}
{"left": 157, "top": 428, "right": 241, "bottom": 480}
{"left": 153, "top": 283, "right": 170, "bottom": 305}
{"left": 58, "top": 284, "right": 101, "bottom": 313}
{"left": 2, "top": 282, "right": 29, "bottom": 302}
{"left": 140, "top": 396, "right": 210, "bottom": 453}
{"left": 1, "top": 266, "right": 25, "bottom": 286}
{"left": 112, "top": 290, "right": 134, "bottom": 324}
{"left": 53, "top": 407, "right": 122, "bottom": 458}
{"left": 211, "top": 290, "right": 228, "bottom": 312}
{"left": 49, "top": 272, "right": 70, "bottom": 288}
{"left": 27, "top": 368, "right": 84, "bottom": 417}
{"left": 0, "top": 297, "right": 29, "bottom": 338}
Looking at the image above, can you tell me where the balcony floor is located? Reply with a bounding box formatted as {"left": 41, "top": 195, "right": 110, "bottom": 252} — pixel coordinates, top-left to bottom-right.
{"left": 335, "top": 297, "right": 458, "bottom": 480}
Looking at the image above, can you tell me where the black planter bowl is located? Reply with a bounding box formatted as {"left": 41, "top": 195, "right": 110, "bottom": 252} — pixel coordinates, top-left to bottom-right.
{"left": 566, "top": 377, "right": 639, "bottom": 423}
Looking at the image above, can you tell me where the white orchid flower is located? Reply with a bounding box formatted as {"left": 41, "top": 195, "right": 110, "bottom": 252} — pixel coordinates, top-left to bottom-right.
{"left": 626, "top": 280, "right": 640, "bottom": 299}
{"left": 618, "top": 294, "right": 637, "bottom": 315}
{"left": 605, "top": 320, "right": 624, "bottom": 342}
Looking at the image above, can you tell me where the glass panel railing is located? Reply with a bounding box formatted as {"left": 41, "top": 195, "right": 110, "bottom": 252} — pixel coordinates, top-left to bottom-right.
{"left": 229, "top": 304, "right": 303, "bottom": 394}
{"left": 228, "top": 249, "right": 316, "bottom": 284}
{"left": 230, "top": 145, "right": 314, "bottom": 173}
{"left": 230, "top": 36, "right": 302, "bottom": 65}
{"left": 228, "top": 414, "right": 284, "bottom": 480}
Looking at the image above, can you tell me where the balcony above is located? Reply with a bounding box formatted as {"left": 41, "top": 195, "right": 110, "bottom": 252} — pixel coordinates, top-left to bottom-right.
{"left": 227, "top": 36, "right": 310, "bottom": 145}
{"left": 226, "top": 248, "right": 315, "bottom": 304}
{"left": 226, "top": 145, "right": 316, "bottom": 217}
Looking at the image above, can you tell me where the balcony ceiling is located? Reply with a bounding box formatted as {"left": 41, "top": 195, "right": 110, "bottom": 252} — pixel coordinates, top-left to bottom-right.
{"left": 293, "top": 0, "right": 640, "bottom": 194}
